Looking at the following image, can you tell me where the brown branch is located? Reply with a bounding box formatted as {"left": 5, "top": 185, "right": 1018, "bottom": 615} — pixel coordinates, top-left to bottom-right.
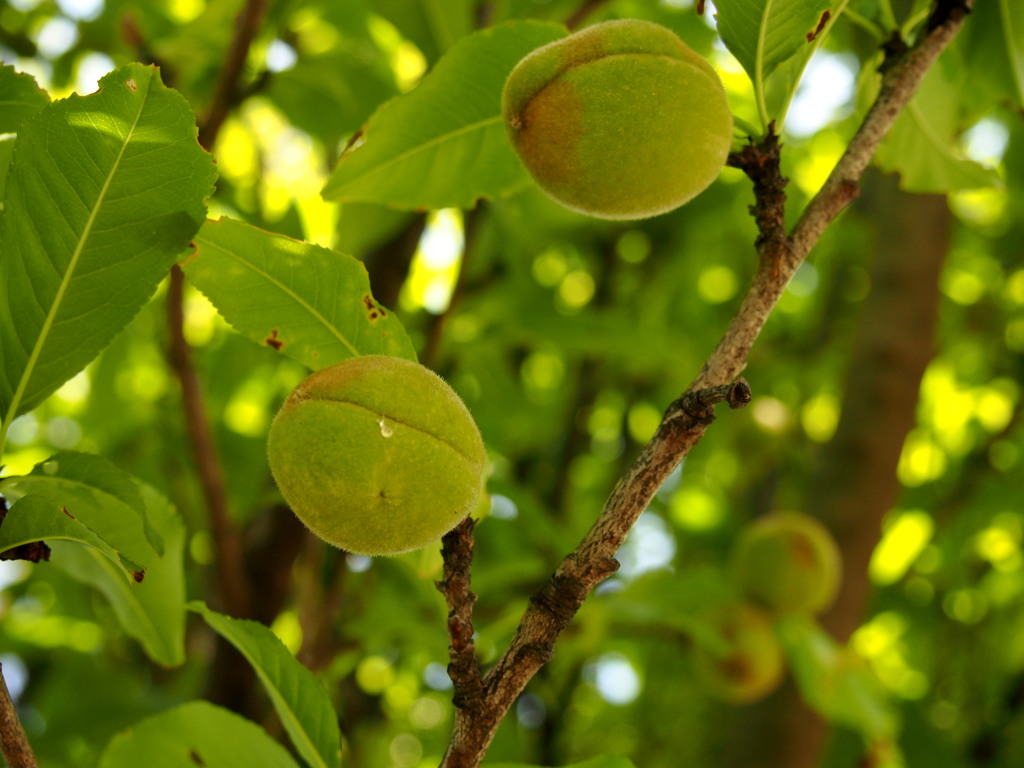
{"left": 441, "top": 381, "right": 750, "bottom": 766}
{"left": 166, "top": 0, "right": 271, "bottom": 619}
{"left": 199, "top": 0, "right": 269, "bottom": 150}
{"left": 440, "top": 2, "right": 974, "bottom": 764}
{"left": 726, "top": 126, "right": 788, "bottom": 271}
{"left": 437, "top": 518, "right": 485, "bottom": 713}
{"left": 564, "top": 0, "right": 612, "bottom": 30}
{"left": 167, "top": 266, "right": 251, "bottom": 617}
{"left": 787, "top": 1, "right": 970, "bottom": 269}
{"left": 695, "top": 0, "right": 971, "bottom": 391}
{"left": 0, "top": 663, "right": 37, "bottom": 768}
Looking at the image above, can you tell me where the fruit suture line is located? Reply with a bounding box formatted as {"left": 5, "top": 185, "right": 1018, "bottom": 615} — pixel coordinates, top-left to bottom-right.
{"left": 268, "top": 355, "right": 486, "bottom": 557}
{"left": 289, "top": 393, "right": 478, "bottom": 463}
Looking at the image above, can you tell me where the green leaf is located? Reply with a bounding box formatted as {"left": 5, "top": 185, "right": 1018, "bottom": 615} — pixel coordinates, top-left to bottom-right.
{"left": 0, "top": 137, "right": 14, "bottom": 205}
{"left": 777, "top": 615, "right": 897, "bottom": 741}
{"left": 52, "top": 482, "right": 187, "bottom": 667}
{"left": 0, "top": 456, "right": 188, "bottom": 666}
{"left": 761, "top": 0, "right": 851, "bottom": 130}
{"left": 185, "top": 217, "right": 416, "bottom": 369}
{"left": 0, "top": 64, "right": 50, "bottom": 132}
{"left": 190, "top": 602, "right": 342, "bottom": 768}
{"left": 1000, "top": 0, "right": 1024, "bottom": 104}
{"left": 322, "top": 20, "right": 565, "bottom": 209}
{"left": 715, "top": 0, "right": 833, "bottom": 121}
{"left": 486, "top": 757, "right": 637, "bottom": 768}
{"left": 100, "top": 700, "right": 302, "bottom": 768}
{"left": 600, "top": 567, "right": 735, "bottom": 641}
{"left": 335, "top": 202, "right": 421, "bottom": 259}
{"left": 1, "top": 452, "right": 157, "bottom": 562}
{"left": 874, "top": 63, "right": 1002, "bottom": 192}
{"left": 0, "top": 494, "right": 143, "bottom": 582}
{"left": 0, "top": 63, "right": 216, "bottom": 445}
{"left": 952, "top": 0, "right": 1024, "bottom": 115}
{"left": 372, "top": 0, "right": 475, "bottom": 63}
{"left": 267, "top": 49, "right": 400, "bottom": 141}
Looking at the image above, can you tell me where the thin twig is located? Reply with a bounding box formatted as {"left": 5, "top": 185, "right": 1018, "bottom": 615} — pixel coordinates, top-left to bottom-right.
{"left": 0, "top": 663, "right": 37, "bottom": 768}
{"left": 439, "top": 2, "right": 975, "bottom": 764}
{"left": 167, "top": 267, "right": 251, "bottom": 617}
{"left": 199, "top": 0, "right": 269, "bottom": 149}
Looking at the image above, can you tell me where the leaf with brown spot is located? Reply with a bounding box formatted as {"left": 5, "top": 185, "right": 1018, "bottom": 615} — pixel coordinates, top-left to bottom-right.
{"left": 0, "top": 458, "right": 187, "bottom": 666}
{"left": 0, "top": 494, "right": 143, "bottom": 582}
{"left": 716, "top": 0, "right": 836, "bottom": 83}
{"left": 265, "top": 329, "right": 284, "bottom": 350}
{"left": 807, "top": 10, "right": 831, "bottom": 42}
{"left": 0, "top": 63, "right": 215, "bottom": 427}
{"left": 186, "top": 218, "right": 416, "bottom": 370}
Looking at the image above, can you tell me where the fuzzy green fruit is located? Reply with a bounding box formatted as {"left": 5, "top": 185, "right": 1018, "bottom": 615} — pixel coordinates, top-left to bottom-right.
{"left": 502, "top": 19, "right": 733, "bottom": 220}
{"left": 693, "top": 602, "right": 785, "bottom": 705}
{"left": 731, "top": 512, "right": 842, "bottom": 616}
{"left": 267, "top": 355, "right": 486, "bottom": 556}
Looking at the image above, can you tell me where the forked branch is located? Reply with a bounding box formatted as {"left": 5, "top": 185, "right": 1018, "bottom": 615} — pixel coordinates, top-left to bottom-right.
{"left": 440, "top": 2, "right": 975, "bottom": 766}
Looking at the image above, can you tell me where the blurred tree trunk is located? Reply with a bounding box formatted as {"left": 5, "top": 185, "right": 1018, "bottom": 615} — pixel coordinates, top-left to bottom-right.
{"left": 721, "top": 170, "right": 952, "bottom": 768}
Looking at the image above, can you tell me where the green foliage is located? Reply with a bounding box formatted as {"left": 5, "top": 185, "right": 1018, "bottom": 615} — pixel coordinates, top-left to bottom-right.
{"left": 0, "top": 494, "right": 143, "bottom": 582}
{"left": 486, "top": 757, "right": 636, "bottom": 768}
{"left": 48, "top": 485, "right": 186, "bottom": 668}
{"left": 0, "top": 63, "right": 215, "bottom": 442}
{"left": 191, "top": 602, "right": 342, "bottom": 768}
{"left": 778, "top": 616, "right": 897, "bottom": 743}
{"left": 372, "top": 0, "right": 476, "bottom": 64}
{"left": 715, "top": 0, "right": 833, "bottom": 84}
{"left": 714, "top": 0, "right": 838, "bottom": 127}
{"left": 0, "top": 0, "right": 1021, "bottom": 767}
{"left": 999, "top": 0, "right": 1024, "bottom": 103}
{"left": 322, "top": 21, "right": 565, "bottom": 208}
{"left": 873, "top": 63, "right": 1003, "bottom": 192}
{"left": 100, "top": 701, "right": 302, "bottom": 768}
{"left": 0, "top": 453, "right": 186, "bottom": 665}
{"left": 0, "top": 64, "right": 50, "bottom": 132}
{"left": 186, "top": 217, "right": 417, "bottom": 368}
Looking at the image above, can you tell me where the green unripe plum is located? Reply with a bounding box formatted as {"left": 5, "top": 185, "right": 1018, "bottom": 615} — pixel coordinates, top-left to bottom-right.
{"left": 693, "top": 602, "right": 785, "bottom": 705}
{"left": 502, "top": 19, "right": 733, "bottom": 220}
{"left": 267, "top": 355, "right": 486, "bottom": 556}
{"left": 731, "top": 512, "right": 842, "bottom": 616}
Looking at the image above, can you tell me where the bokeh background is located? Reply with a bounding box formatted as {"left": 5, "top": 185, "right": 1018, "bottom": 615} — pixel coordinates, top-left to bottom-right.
{"left": 1, "top": 0, "right": 1021, "bottom": 766}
